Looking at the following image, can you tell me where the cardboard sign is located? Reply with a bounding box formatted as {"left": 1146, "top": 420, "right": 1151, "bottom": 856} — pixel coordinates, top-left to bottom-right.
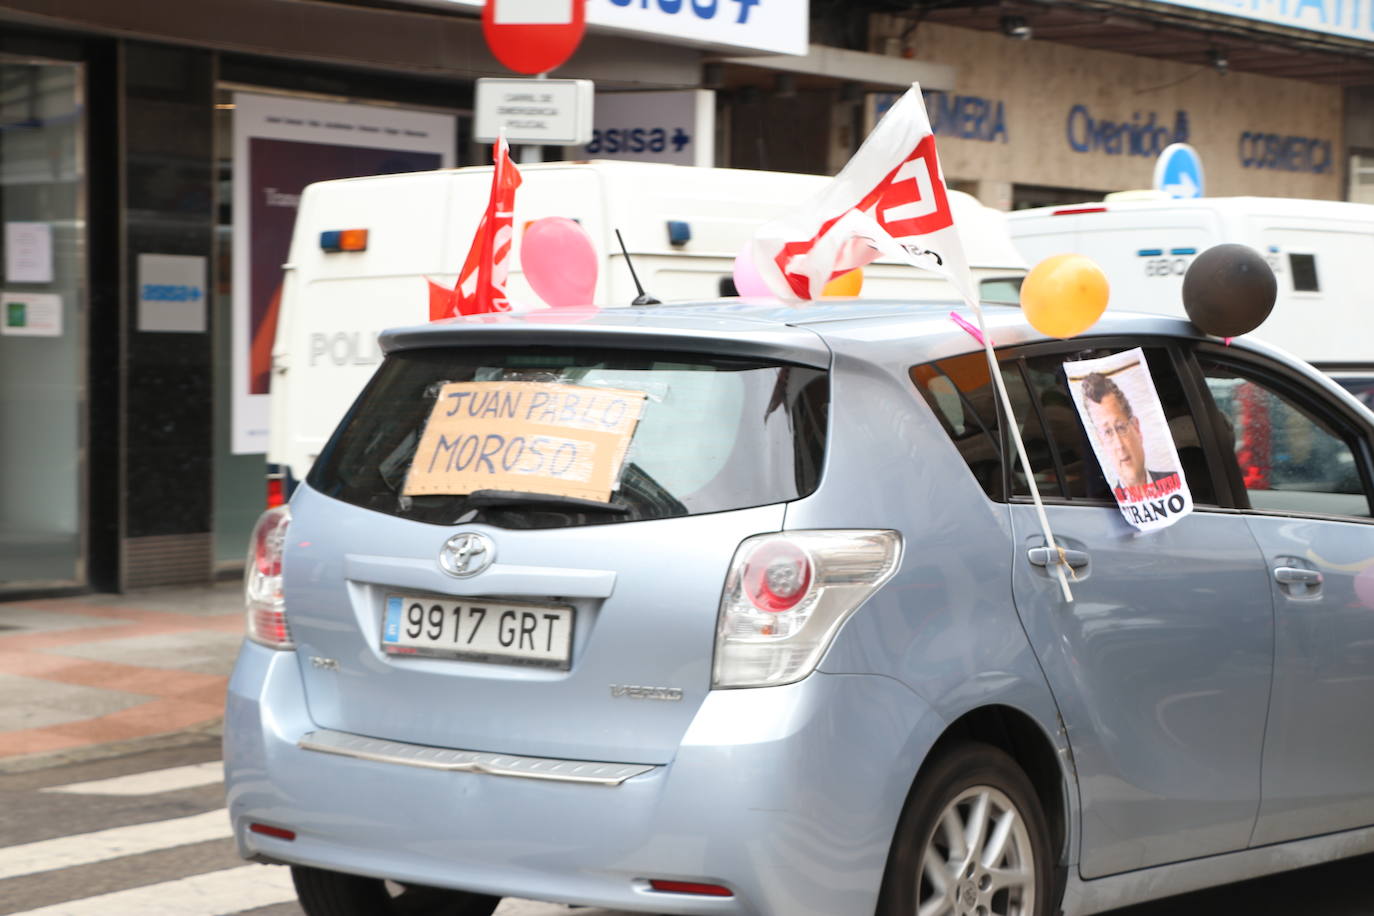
{"left": 1066, "top": 348, "right": 1194, "bottom": 533}
{"left": 403, "top": 381, "right": 647, "bottom": 502}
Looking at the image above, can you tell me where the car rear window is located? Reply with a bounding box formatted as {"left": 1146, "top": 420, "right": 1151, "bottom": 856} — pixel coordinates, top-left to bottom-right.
{"left": 308, "top": 346, "right": 828, "bottom": 528}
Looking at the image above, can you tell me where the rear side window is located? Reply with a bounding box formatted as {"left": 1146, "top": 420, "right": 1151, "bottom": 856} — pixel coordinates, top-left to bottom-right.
{"left": 911, "top": 353, "right": 1004, "bottom": 501}
{"left": 309, "top": 347, "right": 828, "bottom": 528}
{"left": 913, "top": 344, "right": 1218, "bottom": 505}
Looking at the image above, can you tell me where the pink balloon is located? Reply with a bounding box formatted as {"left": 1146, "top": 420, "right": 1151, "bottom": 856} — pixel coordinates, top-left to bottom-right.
{"left": 521, "top": 217, "right": 597, "bottom": 309}
{"left": 733, "top": 249, "right": 775, "bottom": 298}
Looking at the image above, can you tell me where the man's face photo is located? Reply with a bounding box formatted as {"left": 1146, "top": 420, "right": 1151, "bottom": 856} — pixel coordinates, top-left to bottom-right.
{"left": 1087, "top": 389, "right": 1148, "bottom": 488}
{"left": 1068, "top": 349, "right": 1193, "bottom": 532}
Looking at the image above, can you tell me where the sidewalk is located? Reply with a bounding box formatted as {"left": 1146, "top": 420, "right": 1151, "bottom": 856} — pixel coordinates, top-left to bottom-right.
{"left": 0, "top": 582, "right": 244, "bottom": 771}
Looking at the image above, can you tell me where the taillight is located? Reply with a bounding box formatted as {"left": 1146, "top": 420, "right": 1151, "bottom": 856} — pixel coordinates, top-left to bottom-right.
{"left": 741, "top": 541, "right": 812, "bottom": 612}
{"left": 647, "top": 880, "right": 733, "bottom": 897}
{"left": 245, "top": 506, "right": 293, "bottom": 649}
{"left": 266, "top": 473, "right": 286, "bottom": 508}
{"left": 713, "top": 530, "right": 901, "bottom": 689}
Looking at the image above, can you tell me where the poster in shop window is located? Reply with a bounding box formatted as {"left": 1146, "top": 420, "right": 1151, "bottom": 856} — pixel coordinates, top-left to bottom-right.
{"left": 230, "top": 93, "right": 455, "bottom": 454}
{"left": 1065, "top": 348, "right": 1194, "bottom": 532}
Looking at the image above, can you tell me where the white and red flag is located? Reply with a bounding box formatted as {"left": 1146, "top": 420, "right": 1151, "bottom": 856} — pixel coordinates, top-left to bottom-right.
{"left": 429, "top": 134, "right": 522, "bottom": 320}
{"left": 750, "top": 84, "right": 976, "bottom": 306}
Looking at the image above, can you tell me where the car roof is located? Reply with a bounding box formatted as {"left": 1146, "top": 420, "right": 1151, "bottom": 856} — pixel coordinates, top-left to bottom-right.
{"left": 381, "top": 297, "right": 1207, "bottom": 362}
{"left": 377, "top": 297, "right": 1367, "bottom": 415}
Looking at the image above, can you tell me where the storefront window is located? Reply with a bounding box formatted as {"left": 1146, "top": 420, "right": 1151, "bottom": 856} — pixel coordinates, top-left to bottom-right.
{"left": 0, "top": 58, "right": 85, "bottom": 591}
{"left": 211, "top": 86, "right": 460, "bottom": 568}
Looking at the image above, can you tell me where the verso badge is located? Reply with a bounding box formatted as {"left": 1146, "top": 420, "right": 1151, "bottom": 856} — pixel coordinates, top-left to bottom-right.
{"left": 439, "top": 532, "right": 496, "bottom": 578}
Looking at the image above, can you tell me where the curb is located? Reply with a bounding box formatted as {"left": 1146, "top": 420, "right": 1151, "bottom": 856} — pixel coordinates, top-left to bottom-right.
{"left": 0, "top": 718, "right": 225, "bottom": 776}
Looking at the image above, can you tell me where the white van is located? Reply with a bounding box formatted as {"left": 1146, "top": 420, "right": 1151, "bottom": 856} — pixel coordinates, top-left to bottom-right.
{"left": 1007, "top": 195, "right": 1374, "bottom": 376}
{"left": 268, "top": 160, "right": 1027, "bottom": 485}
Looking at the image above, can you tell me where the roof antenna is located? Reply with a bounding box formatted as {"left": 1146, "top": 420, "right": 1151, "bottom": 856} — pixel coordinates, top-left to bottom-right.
{"left": 615, "top": 229, "right": 660, "bottom": 306}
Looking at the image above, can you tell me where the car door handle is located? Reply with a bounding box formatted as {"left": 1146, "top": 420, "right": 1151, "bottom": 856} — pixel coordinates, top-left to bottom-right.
{"left": 1027, "top": 546, "right": 1089, "bottom": 569}
{"left": 1274, "top": 566, "right": 1322, "bottom": 586}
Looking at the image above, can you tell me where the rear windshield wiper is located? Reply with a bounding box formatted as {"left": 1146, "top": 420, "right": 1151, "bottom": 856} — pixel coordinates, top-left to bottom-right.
{"left": 462, "top": 489, "right": 631, "bottom": 514}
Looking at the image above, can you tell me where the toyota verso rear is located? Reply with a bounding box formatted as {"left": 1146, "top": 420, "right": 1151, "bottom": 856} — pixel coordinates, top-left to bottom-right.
{"left": 226, "top": 301, "right": 1374, "bottom": 916}
{"left": 227, "top": 304, "right": 1058, "bottom": 916}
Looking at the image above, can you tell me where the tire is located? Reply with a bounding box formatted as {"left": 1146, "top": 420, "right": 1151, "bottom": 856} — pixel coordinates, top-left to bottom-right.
{"left": 291, "top": 865, "right": 502, "bottom": 916}
{"left": 877, "top": 743, "right": 1055, "bottom": 916}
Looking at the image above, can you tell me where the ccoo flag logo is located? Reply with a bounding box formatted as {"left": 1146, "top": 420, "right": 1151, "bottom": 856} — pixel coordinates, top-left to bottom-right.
{"left": 857, "top": 135, "right": 953, "bottom": 239}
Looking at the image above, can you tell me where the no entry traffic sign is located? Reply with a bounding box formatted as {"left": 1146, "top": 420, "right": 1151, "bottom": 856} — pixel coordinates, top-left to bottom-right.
{"left": 483, "top": 0, "right": 587, "bottom": 75}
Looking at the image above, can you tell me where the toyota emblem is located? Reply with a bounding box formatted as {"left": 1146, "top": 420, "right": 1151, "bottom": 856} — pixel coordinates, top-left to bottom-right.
{"left": 438, "top": 532, "right": 496, "bottom": 578}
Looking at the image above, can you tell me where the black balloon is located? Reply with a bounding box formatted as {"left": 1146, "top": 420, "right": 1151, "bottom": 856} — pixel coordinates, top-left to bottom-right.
{"left": 1181, "top": 243, "right": 1277, "bottom": 338}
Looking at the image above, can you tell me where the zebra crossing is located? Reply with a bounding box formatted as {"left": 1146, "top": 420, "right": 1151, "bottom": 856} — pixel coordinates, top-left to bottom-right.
{"left": 0, "top": 753, "right": 298, "bottom": 915}
{"left": 6, "top": 867, "right": 298, "bottom": 916}
{"left": 0, "top": 748, "right": 629, "bottom": 916}
{"left": 1, "top": 743, "right": 1351, "bottom": 915}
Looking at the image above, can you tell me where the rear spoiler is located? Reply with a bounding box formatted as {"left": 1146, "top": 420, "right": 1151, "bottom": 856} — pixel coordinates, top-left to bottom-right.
{"left": 379, "top": 318, "right": 833, "bottom": 370}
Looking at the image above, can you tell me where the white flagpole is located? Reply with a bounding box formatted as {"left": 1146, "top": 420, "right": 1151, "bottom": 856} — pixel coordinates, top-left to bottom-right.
{"left": 963, "top": 297, "right": 1075, "bottom": 602}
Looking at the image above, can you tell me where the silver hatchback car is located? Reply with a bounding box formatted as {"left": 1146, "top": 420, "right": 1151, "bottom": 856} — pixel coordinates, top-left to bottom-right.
{"left": 225, "top": 300, "right": 1374, "bottom": 916}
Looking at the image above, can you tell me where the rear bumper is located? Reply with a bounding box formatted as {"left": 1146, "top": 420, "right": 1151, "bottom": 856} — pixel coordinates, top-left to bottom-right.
{"left": 224, "top": 641, "right": 944, "bottom": 916}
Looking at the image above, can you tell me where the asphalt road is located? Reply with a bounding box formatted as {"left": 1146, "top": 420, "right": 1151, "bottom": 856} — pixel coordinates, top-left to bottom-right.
{"left": 3, "top": 738, "right": 1371, "bottom": 916}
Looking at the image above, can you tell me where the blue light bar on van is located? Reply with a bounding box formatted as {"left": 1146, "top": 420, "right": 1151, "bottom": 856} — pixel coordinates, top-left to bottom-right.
{"left": 320, "top": 229, "right": 368, "bottom": 252}
{"left": 1170, "top": 248, "right": 1197, "bottom": 256}
{"left": 1136, "top": 249, "right": 1163, "bottom": 257}
{"left": 667, "top": 220, "right": 691, "bottom": 247}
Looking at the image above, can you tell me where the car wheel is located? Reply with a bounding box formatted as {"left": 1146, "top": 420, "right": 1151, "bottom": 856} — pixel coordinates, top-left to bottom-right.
{"left": 291, "top": 865, "right": 502, "bottom": 916}
{"left": 877, "top": 742, "right": 1054, "bottom": 916}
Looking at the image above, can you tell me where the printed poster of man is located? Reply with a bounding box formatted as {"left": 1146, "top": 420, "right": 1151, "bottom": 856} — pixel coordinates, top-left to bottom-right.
{"left": 1065, "top": 348, "right": 1194, "bottom": 532}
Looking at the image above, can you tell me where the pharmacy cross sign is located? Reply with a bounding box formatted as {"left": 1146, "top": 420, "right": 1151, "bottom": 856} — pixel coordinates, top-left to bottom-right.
{"left": 483, "top": 0, "right": 587, "bottom": 75}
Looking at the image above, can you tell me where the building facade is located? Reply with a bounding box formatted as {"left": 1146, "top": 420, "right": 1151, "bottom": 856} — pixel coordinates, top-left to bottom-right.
{"left": 872, "top": 18, "right": 1344, "bottom": 209}
{"left": 0, "top": 0, "right": 1369, "bottom": 596}
{"left": 0, "top": 0, "right": 806, "bottom": 596}
{"left": 858, "top": 0, "right": 1372, "bottom": 208}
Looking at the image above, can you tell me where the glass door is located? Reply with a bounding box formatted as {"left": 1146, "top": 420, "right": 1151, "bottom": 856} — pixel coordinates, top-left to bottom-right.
{"left": 0, "top": 58, "right": 86, "bottom": 591}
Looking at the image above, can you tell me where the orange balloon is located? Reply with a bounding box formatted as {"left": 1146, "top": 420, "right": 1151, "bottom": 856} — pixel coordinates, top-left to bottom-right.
{"left": 821, "top": 268, "right": 863, "bottom": 297}
{"left": 1020, "top": 254, "right": 1110, "bottom": 338}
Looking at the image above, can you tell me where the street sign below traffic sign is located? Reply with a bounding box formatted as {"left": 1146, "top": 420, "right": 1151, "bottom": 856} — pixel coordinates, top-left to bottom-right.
{"left": 1153, "top": 143, "right": 1205, "bottom": 199}
{"left": 483, "top": 0, "right": 586, "bottom": 75}
{"left": 474, "top": 78, "right": 594, "bottom": 146}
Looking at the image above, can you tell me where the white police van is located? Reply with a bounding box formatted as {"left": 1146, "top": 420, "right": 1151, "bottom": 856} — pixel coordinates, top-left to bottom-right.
{"left": 1007, "top": 195, "right": 1374, "bottom": 389}
{"left": 267, "top": 161, "right": 1028, "bottom": 491}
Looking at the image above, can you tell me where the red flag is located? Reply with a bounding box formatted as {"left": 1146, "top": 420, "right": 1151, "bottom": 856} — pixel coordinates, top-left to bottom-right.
{"left": 429, "top": 136, "right": 522, "bottom": 320}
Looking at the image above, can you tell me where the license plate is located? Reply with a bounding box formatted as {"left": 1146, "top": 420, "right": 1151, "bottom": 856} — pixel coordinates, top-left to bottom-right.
{"left": 382, "top": 594, "right": 574, "bottom": 668}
